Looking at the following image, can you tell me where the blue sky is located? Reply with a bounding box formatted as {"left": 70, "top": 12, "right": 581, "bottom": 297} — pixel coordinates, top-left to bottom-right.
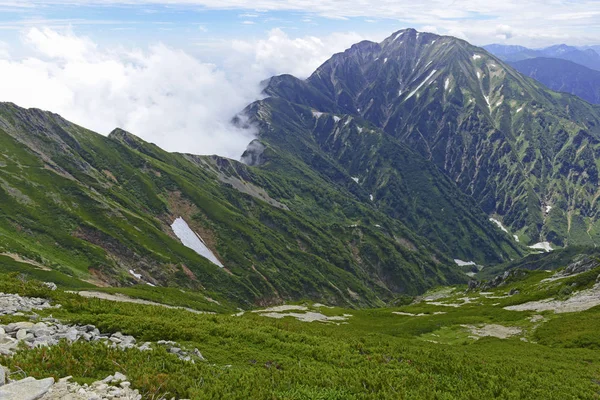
{"left": 3, "top": 1, "right": 600, "bottom": 50}
{"left": 0, "top": 1, "right": 599, "bottom": 158}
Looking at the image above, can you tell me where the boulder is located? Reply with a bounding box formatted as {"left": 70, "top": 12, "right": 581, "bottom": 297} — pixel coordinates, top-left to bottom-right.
{"left": 0, "top": 377, "right": 54, "bottom": 400}
{"left": 16, "top": 329, "right": 28, "bottom": 340}
{"left": 0, "top": 364, "right": 5, "bottom": 386}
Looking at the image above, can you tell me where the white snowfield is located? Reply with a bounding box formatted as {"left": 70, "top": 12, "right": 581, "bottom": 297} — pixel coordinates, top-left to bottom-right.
{"left": 171, "top": 217, "right": 224, "bottom": 268}
{"left": 528, "top": 242, "right": 553, "bottom": 252}
{"left": 129, "top": 269, "right": 142, "bottom": 279}
{"left": 405, "top": 69, "right": 437, "bottom": 100}
{"left": 489, "top": 218, "right": 508, "bottom": 234}
{"left": 454, "top": 259, "right": 476, "bottom": 267}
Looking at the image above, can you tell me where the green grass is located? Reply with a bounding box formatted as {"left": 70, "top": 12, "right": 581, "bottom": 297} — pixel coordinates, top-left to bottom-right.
{"left": 1, "top": 272, "right": 600, "bottom": 399}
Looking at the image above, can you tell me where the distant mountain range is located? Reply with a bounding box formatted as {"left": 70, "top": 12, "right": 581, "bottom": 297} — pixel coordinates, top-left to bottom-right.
{"left": 485, "top": 43, "right": 600, "bottom": 71}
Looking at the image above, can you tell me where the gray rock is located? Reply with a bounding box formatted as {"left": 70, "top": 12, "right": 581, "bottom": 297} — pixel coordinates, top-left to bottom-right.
{"left": 0, "top": 376, "right": 54, "bottom": 400}
{"left": 112, "top": 372, "right": 127, "bottom": 382}
{"left": 65, "top": 328, "right": 79, "bottom": 342}
{"left": 0, "top": 364, "right": 5, "bottom": 386}
{"left": 194, "top": 348, "right": 206, "bottom": 361}
{"left": 16, "top": 329, "right": 28, "bottom": 340}
{"left": 42, "top": 282, "right": 57, "bottom": 291}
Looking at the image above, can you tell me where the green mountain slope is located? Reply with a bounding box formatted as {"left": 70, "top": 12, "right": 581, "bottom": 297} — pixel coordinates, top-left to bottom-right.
{"left": 510, "top": 57, "right": 600, "bottom": 104}
{"left": 242, "top": 97, "right": 521, "bottom": 264}
{"left": 0, "top": 101, "right": 479, "bottom": 307}
{"left": 265, "top": 29, "right": 600, "bottom": 248}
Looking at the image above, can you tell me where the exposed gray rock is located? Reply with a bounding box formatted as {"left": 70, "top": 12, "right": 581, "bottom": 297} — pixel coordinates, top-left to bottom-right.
{"left": 42, "top": 282, "right": 57, "bottom": 291}
{"left": 563, "top": 257, "right": 600, "bottom": 276}
{"left": 0, "top": 364, "right": 5, "bottom": 386}
{"left": 0, "top": 293, "right": 54, "bottom": 317}
{"left": 16, "top": 329, "right": 28, "bottom": 340}
{"left": 0, "top": 292, "right": 205, "bottom": 363}
{"left": 38, "top": 373, "right": 141, "bottom": 400}
{"left": 0, "top": 376, "right": 54, "bottom": 400}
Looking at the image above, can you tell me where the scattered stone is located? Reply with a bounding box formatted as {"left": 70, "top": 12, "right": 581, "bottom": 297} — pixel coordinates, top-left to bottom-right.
{"left": 0, "top": 364, "right": 5, "bottom": 386}
{"left": 0, "top": 293, "right": 55, "bottom": 317}
{"left": 462, "top": 324, "right": 522, "bottom": 339}
{"left": 36, "top": 373, "right": 142, "bottom": 400}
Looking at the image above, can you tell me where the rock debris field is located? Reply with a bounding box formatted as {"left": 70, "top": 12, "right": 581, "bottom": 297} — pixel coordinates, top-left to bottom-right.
{"left": 0, "top": 290, "right": 201, "bottom": 400}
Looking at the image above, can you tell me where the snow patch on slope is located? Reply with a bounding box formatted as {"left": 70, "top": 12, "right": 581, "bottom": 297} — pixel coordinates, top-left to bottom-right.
{"left": 472, "top": 54, "right": 482, "bottom": 60}
{"left": 129, "top": 270, "right": 142, "bottom": 279}
{"left": 405, "top": 70, "right": 437, "bottom": 100}
{"left": 171, "top": 217, "right": 224, "bottom": 268}
{"left": 489, "top": 218, "right": 509, "bottom": 234}
{"left": 454, "top": 259, "right": 476, "bottom": 267}
{"left": 528, "top": 242, "right": 553, "bottom": 252}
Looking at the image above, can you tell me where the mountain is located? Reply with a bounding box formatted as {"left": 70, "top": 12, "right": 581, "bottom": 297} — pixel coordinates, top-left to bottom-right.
{"left": 483, "top": 44, "right": 539, "bottom": 60}
{"left": 1, "top": 98, "right": 519, "bottom": 308}
{"left": 510, "top": 57, "right": 600, "bottom": 104}
{"left": 485, "top": 43, "right": 600, "bottom": 71}
{"left": 263, "top": 28, "right": 600, "bottom": 248}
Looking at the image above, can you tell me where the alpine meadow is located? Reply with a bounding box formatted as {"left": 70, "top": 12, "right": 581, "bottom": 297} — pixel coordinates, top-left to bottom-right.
{"left": 0, "top": 2, "right": 600, "bottom": 399}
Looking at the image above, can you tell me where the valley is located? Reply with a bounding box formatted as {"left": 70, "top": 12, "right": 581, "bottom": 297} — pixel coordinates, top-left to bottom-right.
{"left": 1, "top": 26, "right": 600, "bottom": 399}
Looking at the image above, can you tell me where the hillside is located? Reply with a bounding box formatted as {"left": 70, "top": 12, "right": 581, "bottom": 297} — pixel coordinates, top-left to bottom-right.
{"left": 0, "top": 100, "right": 513, "bottom": 308}
{"left": 265, "top": 29, "right": 600, "bottom": 248}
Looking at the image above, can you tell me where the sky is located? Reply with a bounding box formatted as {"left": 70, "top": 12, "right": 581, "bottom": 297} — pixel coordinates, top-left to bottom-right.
{"left": 0, "top": 1, "right": 599, "bottom": 158}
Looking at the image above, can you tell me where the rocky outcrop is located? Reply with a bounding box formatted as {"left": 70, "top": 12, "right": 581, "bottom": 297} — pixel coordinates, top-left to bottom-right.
{"left": 0, "top": 317, "right": 205, "bottom": 363}
{"left": 468, "top": 269, "right": 528, "bottom": 291}
{"left": 0, "top": 371, "right": 145, "bottom": 400}
{"left": 0, "top": 376, "right": 54, "bottom": 400}
{"left": 563, "top": 257, "right": 600, "bottom": 276}
{"left": 0, "top": 293, "right": 55, "bottom": 317}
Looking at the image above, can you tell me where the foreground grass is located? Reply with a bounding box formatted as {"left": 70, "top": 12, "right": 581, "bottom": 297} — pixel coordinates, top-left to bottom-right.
{"left": 1, "top": 272, "right": 600, "bottom": 399}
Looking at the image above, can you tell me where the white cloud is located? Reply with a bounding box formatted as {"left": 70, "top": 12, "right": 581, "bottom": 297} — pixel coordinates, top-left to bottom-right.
{"left": 9, "top": 0, "right": 599, "bottom": 47}
{"left": 0, "top": 27, "right": 378, "bottom": 159}
{"left": 229, "top": 28, "right": 370, "bottom": 79}
{"left": 0, "top": 27, "right": 259, "bottom": 159}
